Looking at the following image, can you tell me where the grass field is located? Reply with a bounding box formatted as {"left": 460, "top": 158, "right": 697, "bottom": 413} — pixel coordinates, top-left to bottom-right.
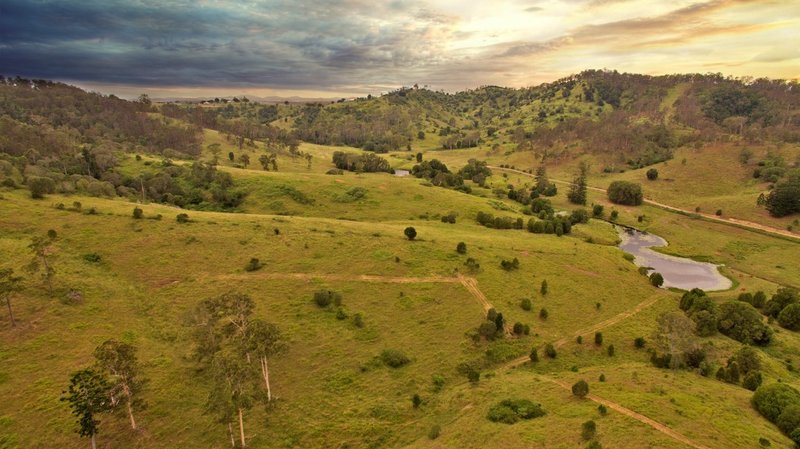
{"left": 1, "top": 137, "right": 799, "bottom": 449}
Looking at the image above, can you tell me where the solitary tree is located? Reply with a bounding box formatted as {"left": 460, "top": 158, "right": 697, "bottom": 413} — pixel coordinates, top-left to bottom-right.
{"left": 93, "top": 340, "right": 144, "bottom": 430}
{"left": 646, "top": 169, "right": 659, "bottom": 180}
{"left": 607, "top": 181, "right": 643, "bottom": 206}
{"left": 568, "top": 162, "right": 589, "bottom": 205}
{"left": 534, "top": 165, "right": 549, "bottom": 194}
{"left": 594, "top": 332, "right": 603, "bottom": 345}
{"left": 456, "top": 242, "right": 467, "bottom": 254}
{"left": 27, "top": 230, "right": 57, "bottom": 295}
{"left": 61, "top": 369, "right": 112, "bottom": 449}
{"left": 650, "top": 272, "right": 664, "bottom": 287}
{"left": 572, "top": 380, "right": 589, "bottom": 398}
{"left": 0, "top": 268, "right": 23, "bottom": 327}
{"left": 540, "top": 280, "right": 548, "bottom": 295}
{"left": 404, "top": 227, "right": 417, "bottom": 240}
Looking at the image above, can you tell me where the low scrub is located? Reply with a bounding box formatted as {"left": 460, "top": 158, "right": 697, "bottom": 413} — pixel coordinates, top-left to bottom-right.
{"left": 487, "top": 399, "right": 545, "bottom": 424}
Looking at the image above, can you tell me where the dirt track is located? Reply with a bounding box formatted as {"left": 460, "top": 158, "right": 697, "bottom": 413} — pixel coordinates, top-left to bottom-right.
{"left": 489, "top": 165, "right": 799, "bottom": 241}
{"left": 223, "top": 270, "right": 708, "bottom": 449}
{"left": 503, "top": 293, "right": 661, "bottom": 369}
{"left": 539, "top": 375, "right": 711, "bottom": 449}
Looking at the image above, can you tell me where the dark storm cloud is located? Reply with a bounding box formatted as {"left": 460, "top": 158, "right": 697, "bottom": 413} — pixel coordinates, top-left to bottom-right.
{"left": 0, "top": 0, "right": 457, "bottom": 90}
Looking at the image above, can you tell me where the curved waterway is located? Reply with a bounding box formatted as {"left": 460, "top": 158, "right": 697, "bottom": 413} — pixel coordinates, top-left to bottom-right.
{"left": 617, "top": 227, "right": 732, "bottom": 291}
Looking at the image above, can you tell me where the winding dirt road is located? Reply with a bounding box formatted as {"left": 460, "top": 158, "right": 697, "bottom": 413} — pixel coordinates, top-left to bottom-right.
{"left": 490, "top": 165, "right": 799, "bottom": 241}
{"left": 223, "top": 270, "right": 708, "bottom": 449}
{"left": 538, "top": 375, "right": 711, "bottom": 449}
{"left": 503, "top": 293, "right": 662, "bottom": 370}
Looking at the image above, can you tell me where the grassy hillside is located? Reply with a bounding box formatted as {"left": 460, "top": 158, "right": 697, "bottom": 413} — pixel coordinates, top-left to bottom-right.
{"left": 2, "top": 155, "right": 800, "bottom": 448}
{"left": 2, "top": 73, "right": 800, "bottom": 449}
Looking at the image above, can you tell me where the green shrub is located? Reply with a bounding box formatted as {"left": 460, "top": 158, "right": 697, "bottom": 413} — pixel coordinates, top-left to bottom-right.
{"left": 412, "top": 394, "right": 422, "bottom": 408}
{"left": 456, "top": 242, "right": 467, "bottom": 254}
{"left": 478, "top": 320, "right": 498, "bottom": 340}
{"left": 82, "top": 253, "right": 101, "bottom": 263}
{"left": 598, "top": 404, "right": 608, "bottom": 415}
{"left": 649, "top": 272, "right": 664, "bottom": 287}
{"left": 176, "top": 213, "right": 189, "bottom": 223}
{"left": 544, "top": 343, "right": 556, "bottom": 358}
{"left": 380, "top": 349, "right": 410, "bottom": 368}
{"left": 777, "top": 303, "right": 800, "bottom": 330}
{"left": 313, "top": 290, "right": 342, "bottom": 308}
{"left": 777, "top": 404, "right": 800, "bottom": 436}
{"left": 529, "top": 348, "right": 539, "bottom": 362}
{"left": 732, "top": 346, "right": 762, "bottom": 375}
{"left": 634, "top": 337, "right": 646, "bottom": 348}
{"left": 132, "top": 207, "right": 143, "bottom": 219}
{"left": 572, "top": 380, "right": 589, "bottom": 398}
{"left": 764, "top": 288, "right": 799, "bottom": 318}
{"left": 353, "top": 313, "right": 364, "bottom": 328}
{"left": 539, "top": 308, "right": 548, "bottom": 320}
{"left": 718, "top": 301, "right": 773, "bottom": 345}
{"left": 607, "top": 345, "right": 615, "bottom": 357}
{"left": 752, "top": 383, "right": 800, "bottom": 423}
{"left": 428, "top": 425, "right": 441, "bottom": 440}
{"left": 520, "top": 297, "right": 532, "bottom": 311}
{"left": 487, "top": 399, "right": 545, "bottom": 424}
{"left": 245, "top": 258, "right": 263, "bottom": 272}
{"left": 581, "top": 420, "right": 597, "bottom": 440}
{"left": 743, "top": 371, "right": 764, "bottom": 391}
{"left": 404, "top": 226, "right": 417, "bottom": 240}
{"left": 607, "top": 180, "right": 643, "bottom": 205}
{"left": 752, "top": 291, "right": 767, "bottom": 308}
{"left": 594, "top": 332, "right": 603, "bottom": 345}
{"left": 27, "top": 176, "right": 55, "bottom": 199}
{"left": 500, "top": 257, "right": 520, "bottom": 271}
{"left": 432, "top": 374, "right": 445, "bottom": 392}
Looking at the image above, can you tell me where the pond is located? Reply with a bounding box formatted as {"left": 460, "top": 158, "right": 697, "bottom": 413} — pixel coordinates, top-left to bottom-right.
{"left": 617, "top": 227, "right": 732, "bottom": 291}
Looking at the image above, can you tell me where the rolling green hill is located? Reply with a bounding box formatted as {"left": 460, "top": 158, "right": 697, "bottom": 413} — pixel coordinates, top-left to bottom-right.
{"left": 1, "top": 73, "right": 800, "bottom": 449}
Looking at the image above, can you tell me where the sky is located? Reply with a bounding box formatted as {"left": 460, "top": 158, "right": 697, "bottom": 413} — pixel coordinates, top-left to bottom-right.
{"left": 1, "top": 0, "right": 798, "bottom": 99}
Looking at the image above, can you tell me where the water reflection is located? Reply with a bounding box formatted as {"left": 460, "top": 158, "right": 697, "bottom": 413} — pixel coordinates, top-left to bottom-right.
{"left": 618, "top": 227, "right": 732, "bottom": 291}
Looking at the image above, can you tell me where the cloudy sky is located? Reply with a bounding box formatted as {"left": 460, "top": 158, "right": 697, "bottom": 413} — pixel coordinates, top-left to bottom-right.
{"left": 1, "top": 0, "right": 798, "bottom": 98}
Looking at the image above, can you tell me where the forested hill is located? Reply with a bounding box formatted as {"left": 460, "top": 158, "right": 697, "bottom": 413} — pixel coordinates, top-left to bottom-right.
{"left": 289, "top": 70, "right": 800, "bottom": 165}
{"left": 1, "top": 71, "right": 799, "bottom": 217}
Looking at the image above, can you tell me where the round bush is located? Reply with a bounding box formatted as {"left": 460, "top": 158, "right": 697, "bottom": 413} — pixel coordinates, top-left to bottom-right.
{"left": 718, "top": 301, "right": 773, "bottom": 345}
{"left": 487, "top": 399, "right": 545, "bottom": 424}
{"left": 752, "top": 383, "right": 800, "bottom": 422}
{"left": 572, "top": 380, "right": 589, "bottom": 398}
{"left": 380, "top": 349, "right": 410, "bottom": 368}
{"left": 778, "top": 303, "right": 800, "bottom": 331}
{"left": 607, "top": 181, "right": 643, "bottom": 205}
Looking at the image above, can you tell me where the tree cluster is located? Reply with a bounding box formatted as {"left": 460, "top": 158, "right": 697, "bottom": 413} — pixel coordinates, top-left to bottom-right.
{"left": 189, "top": 292, "right": 286, "bottom": 447}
